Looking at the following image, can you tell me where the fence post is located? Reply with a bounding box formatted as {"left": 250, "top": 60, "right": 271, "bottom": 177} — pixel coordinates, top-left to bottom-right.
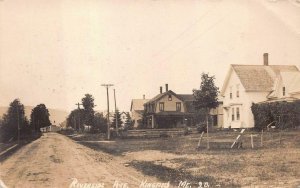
{"left": 197, "top": 131, "right": 205, "bottom": 149}
{"left": 251, "top": 134, "right": 254, "bottom": 149}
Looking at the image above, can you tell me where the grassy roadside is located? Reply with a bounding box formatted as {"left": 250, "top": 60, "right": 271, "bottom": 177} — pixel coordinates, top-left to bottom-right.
{"left": 0, "top": 132, "right": 42, "bottom": 162}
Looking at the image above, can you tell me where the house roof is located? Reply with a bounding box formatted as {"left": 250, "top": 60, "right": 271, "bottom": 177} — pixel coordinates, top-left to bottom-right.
{"left": 120, "top": 111, "right": 128, "bottom": 115}
{"left": 178, "top": 95, "right": 197, "bottom": 112}
{"left": 130, "top": 99, "right": 149, "bottom": 111}
{"left": 146, "top": 93, "right": 166, "bottom": 104}
{"left": 222, "top": 65, "right": 299, "bottom": 94}
{"left": 144, "top": 91, "right": 195, "bottom": 105}
{"left": 178, "top": 94, "right": 195, "bottom": 101}
{"left": 145, "top": 90, "right": 180, "bottom": 104}
{"left": 184, "top": 101, "right": 196, "bottom": 113}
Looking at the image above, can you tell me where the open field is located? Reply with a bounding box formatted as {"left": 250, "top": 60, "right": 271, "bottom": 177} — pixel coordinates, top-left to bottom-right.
{"left": 68, "top": 130, "right": 300, "bottom": 187}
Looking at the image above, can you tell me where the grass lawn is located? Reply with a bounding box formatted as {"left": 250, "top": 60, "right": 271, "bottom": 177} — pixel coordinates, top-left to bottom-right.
{"left": 67, "top": 130, "right": 300, "bottom": 187}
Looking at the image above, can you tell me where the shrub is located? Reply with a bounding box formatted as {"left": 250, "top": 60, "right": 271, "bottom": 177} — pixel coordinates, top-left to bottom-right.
{"left": 251, "top": 100, "right": 300, "bottom": 130}
{"left": 137, "top": 119, "right": 150, "bottom": 129}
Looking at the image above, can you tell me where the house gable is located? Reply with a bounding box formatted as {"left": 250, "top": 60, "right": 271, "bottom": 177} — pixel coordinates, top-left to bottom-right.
{"left": 222, "top": 65, "right": 266, "bottom": 129}
{"left": 156, "top": 92, "right": 184, "bottom": 112}
{"left": 222, "top": 66, "right": 247, "bottom": 103}
{"left": 221, "top": 66, "right": 233, "bottom": 96}
{"left": 144, "top": 90, "right": 194, "bottom": 114}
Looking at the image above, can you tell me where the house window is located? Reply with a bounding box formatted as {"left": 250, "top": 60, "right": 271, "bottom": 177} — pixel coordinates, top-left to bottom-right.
{"left": 176, "top": 102, "right": 181, "bottom": 112}
{"left": 159, "top": 102, "right": 164, "bottom": 111}
{"left": 168, "top": 94, "right": 172, "bottom": 101}
{"left": 283, "top": 87, "right": 286, "bottom": 96}
{"left": 236, "top": 107, "right": 240, "bottom": 120}
{"left": 230, "top": 87, "right": 233, "bottom": 99}
{"left": 236, "top": 85, "right": 240, "bottom": 98}
{"left": 232, "top": 108, "right": 235, "bottom": 121}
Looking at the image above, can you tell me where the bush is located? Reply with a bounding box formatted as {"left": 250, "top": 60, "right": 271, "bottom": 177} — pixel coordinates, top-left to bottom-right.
{"left": 137, "top": 119, "right": 148, "bottom": 129}
{"left": 196, "top": 124, "right": 207, "bottom": 133}
{"left": 251, "top": 100, "right": 300, "bottom": 130}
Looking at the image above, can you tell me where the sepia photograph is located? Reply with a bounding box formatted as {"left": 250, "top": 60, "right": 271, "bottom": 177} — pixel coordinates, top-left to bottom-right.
{"left": 0, "top": 0, "right": 300, "bottom": 187}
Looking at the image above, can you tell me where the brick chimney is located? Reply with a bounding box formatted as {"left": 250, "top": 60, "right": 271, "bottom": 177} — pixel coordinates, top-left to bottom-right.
{"left": 263, "top": 53, "right": 269, "bottom": 66}
{"left": 165, "top": 84, "right": 168, "bottom": 92}
{"left": 160, "top": 86, "right": 163, "bottom": 94}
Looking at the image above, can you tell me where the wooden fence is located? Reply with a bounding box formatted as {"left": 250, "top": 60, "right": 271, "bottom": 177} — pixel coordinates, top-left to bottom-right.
{"left": 121, "top": 128, "right": 187, "bottom": 138}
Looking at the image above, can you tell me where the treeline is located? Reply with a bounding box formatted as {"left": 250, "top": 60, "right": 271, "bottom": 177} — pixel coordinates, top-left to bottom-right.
{"left": 66, "top": 94, "right": 133, "bottom": 133}
{"left": 66, "top": 94, "right": 106, "bottom": 133}
{"left": 0, "top": 99, "right": 51, "bottom": 142}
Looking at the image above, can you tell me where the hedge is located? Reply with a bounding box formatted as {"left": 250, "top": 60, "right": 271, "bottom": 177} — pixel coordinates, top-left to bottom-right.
{"left": 251, "top": 100, "right": 300, "bottom": 130}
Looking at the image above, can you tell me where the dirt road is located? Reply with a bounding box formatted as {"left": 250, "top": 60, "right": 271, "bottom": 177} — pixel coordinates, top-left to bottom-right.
{"left": 0, "top": 133, "right": 156, "bottom": 188}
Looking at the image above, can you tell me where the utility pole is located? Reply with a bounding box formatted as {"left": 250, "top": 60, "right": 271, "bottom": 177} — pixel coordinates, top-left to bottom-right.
{"left": 114, "top": 89, "right": 119, "bottom": 136}
{"left": 75, "top": 103, "right": 82, "bottom": 132}
{"left": 101, "top": 84, "right": 113, "bottom": 140}
{"left": 75, "top": 102, "right": 82, "bottom": 109}
{"left": 17, "top": 105, "right": 20, "bottom": 145}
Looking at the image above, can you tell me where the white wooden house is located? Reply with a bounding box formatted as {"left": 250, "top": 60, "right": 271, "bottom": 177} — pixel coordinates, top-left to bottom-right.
{"left": 221, "top": 53, "right": 300, "bottom": 128}
{"left": 130, "top": 95, "right": 149, "bottom": 128}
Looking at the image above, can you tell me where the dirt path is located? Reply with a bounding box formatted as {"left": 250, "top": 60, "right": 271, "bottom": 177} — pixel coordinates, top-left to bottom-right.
{"left": 0, "top": 133, "right": 156, "bottom": 188}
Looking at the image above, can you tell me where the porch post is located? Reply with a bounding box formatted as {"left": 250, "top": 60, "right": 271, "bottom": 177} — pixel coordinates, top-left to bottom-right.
{"left": 151, "top": 115, "right": 155, "bottom": 128}
{"left": 148, "top": 116, "right": 151, "bottom": 128}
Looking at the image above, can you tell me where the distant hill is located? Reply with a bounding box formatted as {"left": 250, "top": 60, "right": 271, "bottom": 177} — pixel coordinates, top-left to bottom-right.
{"left": 0, "top": 106, "right": 69, "bottom": 125}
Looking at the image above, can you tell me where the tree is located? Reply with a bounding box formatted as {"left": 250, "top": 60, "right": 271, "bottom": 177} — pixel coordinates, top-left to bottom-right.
{"left": 93, "top": 112, "right": 107, "bottom": 133}
{"left": 82, "top": 94, "right": 95, "bottom": 126}
{"left": 82, "top": 94, "right": 95, "bottom": 110}
{"left": 111, "top": 110, "right": 123, "bottom": 129}
{"left": 0, "top": 99, "right": 29, "bottom": 142}
{"left": 124, "top": 112, "right": 133, "bottom": 130}
{"left": 193, "top": 73, "right": 219, "bottom": 149}
{"left": 138, "top": 110, "right": 148, "bottom": 129}
{"left": 66, "top": 109, "right": 85, "bottom": 131}
{"left": 0, "top": 117, "right": 3, "bottom": 129}
{"left": 193, "top": 73, "right": 219, "bottom": 110}
{"left": 30, "top": 104, "right": 51, "bottom": 132}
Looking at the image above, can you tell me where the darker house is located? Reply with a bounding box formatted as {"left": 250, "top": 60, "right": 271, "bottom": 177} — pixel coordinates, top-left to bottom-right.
{"left": 144, "top": 84, "right": 196, "bottom": 129}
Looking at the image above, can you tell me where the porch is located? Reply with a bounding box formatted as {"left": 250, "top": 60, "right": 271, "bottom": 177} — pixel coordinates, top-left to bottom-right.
{"left": 146, "top": 112, "right": 194, "bottom": 129}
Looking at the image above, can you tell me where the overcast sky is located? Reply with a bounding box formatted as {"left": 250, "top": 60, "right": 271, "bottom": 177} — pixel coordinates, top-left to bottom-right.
{"left": 0, "top": 0, "right": 300, "bottom": 112}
